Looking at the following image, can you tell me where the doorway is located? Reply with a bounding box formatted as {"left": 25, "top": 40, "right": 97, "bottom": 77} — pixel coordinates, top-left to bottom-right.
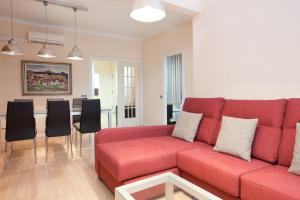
{"left": 93, "top": 61, "right": 118, "bottom": 128}
{"left": 163, "top": 53, "right": 184, "bottom": 125}
{"left": 91, "top": 59, "right": 141, "bottom": 127}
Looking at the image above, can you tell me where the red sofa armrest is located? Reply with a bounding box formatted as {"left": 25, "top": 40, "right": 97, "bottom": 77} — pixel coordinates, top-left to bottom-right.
{"left": 95, "top": 125, "right": 175, "bottom": 145}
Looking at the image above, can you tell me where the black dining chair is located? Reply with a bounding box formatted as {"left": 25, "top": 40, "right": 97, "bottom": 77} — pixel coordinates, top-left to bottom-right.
{"left": 73, "top": 99, "right": 101, "bottom": 157}
{"left": 47, "top": 98, "right": 64, "bottom": 101}
{"left": 45, "top": 100, "right": 72, "bottom": 162}
{"left": 167, "top": 104, "right": 176, "bottom": 125}
{"left": 5, "top": 101, "right": 37, "bottom": 169}
{"left": 72, "top": 97, "right": 87, "bottom": 124}
{"left": 14, "top": 99, "right": 34, "bottom": 102}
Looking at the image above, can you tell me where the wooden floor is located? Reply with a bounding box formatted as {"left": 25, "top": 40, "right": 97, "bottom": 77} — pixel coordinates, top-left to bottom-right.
{"left": 0, "top": 135, "right": 114, "bottom": 200}
{"left": 0, "top": 134, "right": 192, "bottom": 200}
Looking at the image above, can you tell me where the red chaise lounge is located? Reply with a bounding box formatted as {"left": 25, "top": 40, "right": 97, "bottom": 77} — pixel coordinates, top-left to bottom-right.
{"left": 94, "top": 98, "right": 300, "bottom": 200}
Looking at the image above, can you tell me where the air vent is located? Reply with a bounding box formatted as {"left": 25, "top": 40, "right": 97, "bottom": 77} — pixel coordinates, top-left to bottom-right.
{"left": 28, "top": 31, "right": 64, "bottom": 45}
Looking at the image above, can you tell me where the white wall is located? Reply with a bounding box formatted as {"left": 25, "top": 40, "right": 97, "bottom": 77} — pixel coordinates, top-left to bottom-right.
{"left": 193, "top": 0, "right": 300, "bottom": 99}
{"left": 0, "top": 20, "right": 142, "bottom": 110}
{"left": 143, "top": 21, "right": 193, "bottom": 125}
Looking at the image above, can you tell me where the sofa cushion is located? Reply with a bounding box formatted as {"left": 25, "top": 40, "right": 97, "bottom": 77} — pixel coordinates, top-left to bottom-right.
{"left": 279, "top": 98, "right": 300, "bottom": 167}
{"left": 183, "top": 98, "right": 224, "bottom": 144}
{"left": 172, "top": 111, "right": 203, "bottom": 142}
{"left": 177, "top": 147, "right": 270, "bottom": 197}
{"left": 214, "top": 116, "right": 258, "bottom": 161}
{"left": 241, "top": 165, "right": 300, "bottom": 200}
{"left": 279, "top": 129, "right": 296, "bottom": 167}
{"left": 98, "top": 136, "right": 205, "bottom": 182}
{"left": 218, "top": 99, "right": 287, "bottom": 163}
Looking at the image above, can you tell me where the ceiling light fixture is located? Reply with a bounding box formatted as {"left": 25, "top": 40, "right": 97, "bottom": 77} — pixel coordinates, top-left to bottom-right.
{"left": 1, "top": 0, "right": 23, "bottom": 56}
{"left": 130, "top": 0, "right": 166, "bottom": 23}
{"left": 37, "top": 1, "right": 56, "bottom": 58}
{"left": 68, "top": 7, "right": 83, "bottom": 61}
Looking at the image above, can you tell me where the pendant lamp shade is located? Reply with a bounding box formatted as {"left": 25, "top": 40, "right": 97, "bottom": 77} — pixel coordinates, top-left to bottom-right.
{"left": 130, "top": 0, "right": 166, "bottom": 22}
{"left": 37, "top": 44, "right": 56, "bottom": 58}
{"left": 1, "top": 0, "right": 23, "bottom": 56}
{"left": 68, "top": 45, "right": 83, "bottom": 60}
{"left": 1, "top": 39, "right": 23, "bottom": 55}
{"left": 37, "top": 1, "right": 56, "bottom": 58}
{"left": 68, "top": 7, "right": 83, "bottom": 60}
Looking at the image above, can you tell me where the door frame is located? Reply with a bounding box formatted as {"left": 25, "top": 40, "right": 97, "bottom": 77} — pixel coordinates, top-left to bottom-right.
{"left": 162, "top": 50, "right": 185, "bottom": 125}
{"left": 89, "top": 56, "right": 143, "bottom": 126}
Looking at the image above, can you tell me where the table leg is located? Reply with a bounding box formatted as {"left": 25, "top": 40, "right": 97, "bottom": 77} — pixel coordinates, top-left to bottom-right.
{"left": 115, "top": 189, "right": 127, "bottom": 200}
{"left": 165, "top": 182, "right": 174, "bottom": 200}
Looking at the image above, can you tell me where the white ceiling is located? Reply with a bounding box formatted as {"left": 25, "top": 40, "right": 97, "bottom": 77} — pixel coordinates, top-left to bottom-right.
{"left": 0, "top": 0, "right": 192, "bottom": 40}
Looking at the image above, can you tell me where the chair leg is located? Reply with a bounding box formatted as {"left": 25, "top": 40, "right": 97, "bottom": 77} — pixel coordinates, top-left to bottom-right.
{"left": 93, "top": 132, "right": 96, "bottom": 148}
{"left": 89, "top": 133, "right": 91, "bottom": 145}
{"left": 75, "top": 130, "right": 77, "bottom": 148}
{"left": 45, "top": 137, "right": 48, "bottom": 163}
{"left": 33, "top": 138, "right": 37, "bottom": 164}
{"left": 80, "top": 133, "right": 82, "bottom": 157}
{"left": 70, "top": 135, "right": 73, "bottom": 159}
{"left": 3, "top": 141, "right": 7, "bottom": 170}
{"left": 11, "top": 142, "right": 14, "bottom": 154}
{"left": 67, "top": 135, "right": 69, "bottom": 152}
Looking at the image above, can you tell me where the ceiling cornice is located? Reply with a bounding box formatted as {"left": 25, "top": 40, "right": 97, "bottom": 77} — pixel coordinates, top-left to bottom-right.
{"left": 0, "top": 15, "right": 143, "bottom": 42}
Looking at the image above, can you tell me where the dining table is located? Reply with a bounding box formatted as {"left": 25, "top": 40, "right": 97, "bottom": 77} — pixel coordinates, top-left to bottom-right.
{"left": 0, "top": 107, "right": 112, "bottom": 128}
{"left": 0, "top": 107, "right": 112, "bottom": 152}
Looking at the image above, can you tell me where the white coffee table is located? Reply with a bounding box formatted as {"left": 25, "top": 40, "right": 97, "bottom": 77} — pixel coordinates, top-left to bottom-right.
{"left": 115, "top": 172, "right": 222, "bottom": 200}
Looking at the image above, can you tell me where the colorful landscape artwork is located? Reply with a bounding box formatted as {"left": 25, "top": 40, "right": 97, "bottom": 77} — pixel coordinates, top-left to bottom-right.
{"left": 22, "top": 61, "right": 72, "bottom": 95}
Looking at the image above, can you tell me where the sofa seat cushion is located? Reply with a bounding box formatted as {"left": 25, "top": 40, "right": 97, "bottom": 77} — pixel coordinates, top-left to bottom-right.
{"left": 241, "top": 165, "right": 300, "bottom": 200}
{"left": 177, "top": 147, "right": 270, "bottom": 197}
{"left": 98, "top": 136, "right": 206, "bottom": 181}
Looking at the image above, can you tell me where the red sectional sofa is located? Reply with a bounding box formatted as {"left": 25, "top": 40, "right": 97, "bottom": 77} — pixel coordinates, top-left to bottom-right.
{"left": 94, "top": 98, "right": 300, "bottom": 200}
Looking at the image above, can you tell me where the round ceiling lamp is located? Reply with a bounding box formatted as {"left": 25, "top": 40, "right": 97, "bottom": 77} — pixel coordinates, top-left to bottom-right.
{"left": 37, "top": 1, "right": 56, "bottom": 58}
{"left": 130, "top": 0, "right": 166, "bottom": 23}
{"left": 68, "top": 7, "right": 83, "bottom": 60}
{"left": 1, "top": 0, "right": 23, "bottom": 56}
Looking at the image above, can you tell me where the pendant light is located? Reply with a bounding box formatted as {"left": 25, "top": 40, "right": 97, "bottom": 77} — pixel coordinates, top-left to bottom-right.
{"left": 130, "top": 0, "right": 166, "bottom": 23}
{"left": 1, "top": 0, "right": 23, "bottom": 56}
{"left": 68, "top": 7, "right": 83, "bottom": 60}
{"left": 37, "top": 1, "right": 56, "bottom": 58}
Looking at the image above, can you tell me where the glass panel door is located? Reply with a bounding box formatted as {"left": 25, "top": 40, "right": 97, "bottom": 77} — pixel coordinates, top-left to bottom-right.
{"left": 117, "top": 62, "right": 140, "bottom": 127}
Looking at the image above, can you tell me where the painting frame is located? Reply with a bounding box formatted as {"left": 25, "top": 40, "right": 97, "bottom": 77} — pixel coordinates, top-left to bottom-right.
{"left": 21, "top": 61, "right": 72, "bottom": 96}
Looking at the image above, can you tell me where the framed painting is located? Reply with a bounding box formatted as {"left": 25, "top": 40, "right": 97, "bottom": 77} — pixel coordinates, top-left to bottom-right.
{"left": 21, "top": 61, "right": 72, "bottom": 95}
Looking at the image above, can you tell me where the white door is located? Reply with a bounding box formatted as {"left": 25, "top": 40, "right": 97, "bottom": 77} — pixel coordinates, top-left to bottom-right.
{"left": 117, "top": 62, "right": 141, "bottom": 127}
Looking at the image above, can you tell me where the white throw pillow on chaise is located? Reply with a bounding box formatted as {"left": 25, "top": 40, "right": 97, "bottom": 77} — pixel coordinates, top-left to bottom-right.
{"left": 172, "top": 111, "right": 203, "bottom": 142}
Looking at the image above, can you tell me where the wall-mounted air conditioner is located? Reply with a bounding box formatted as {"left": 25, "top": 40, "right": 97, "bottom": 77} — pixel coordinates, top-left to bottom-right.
{"left": 27, "top": 31, "right": 64, "bottom": 45}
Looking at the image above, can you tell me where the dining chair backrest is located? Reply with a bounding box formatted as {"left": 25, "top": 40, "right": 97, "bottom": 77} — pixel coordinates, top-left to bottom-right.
{"left": 80, "top": 99, "right": 101, "bottom": 133}
{"left": 167, "top": 104, "right": 173, "bottom": 125}
{"left": 14, "top": 99, "right": 34, "bottom": 102}
{"left": 46, "top": 100, "right": 71, "bottom": 137}
{"left": 47, "top": 98, "right": 64, "bottom": 101}
{"left": 6, "top": 101, "right": 36, "bottom": 142}
{"left": 72, "top": 97, "right": 87, "bottom": 123}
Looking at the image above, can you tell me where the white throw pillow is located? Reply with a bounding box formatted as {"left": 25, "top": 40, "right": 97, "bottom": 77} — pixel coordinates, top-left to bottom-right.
{"left": 289, "top": 123, "right": 300, "bottom": 175}
{"left": 213, "top": 116, "right": 258, "bottom": 161}
{"left": 172, "top": 111, "right": 203, "bottom": 142}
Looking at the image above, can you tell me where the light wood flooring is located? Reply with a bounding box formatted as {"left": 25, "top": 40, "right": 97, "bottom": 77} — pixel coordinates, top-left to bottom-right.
{"left": 0, "top": 133, "right": 192, "bottom": 200}
{"left": 0, "top": 135, "right": 114, "bottom": 200}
